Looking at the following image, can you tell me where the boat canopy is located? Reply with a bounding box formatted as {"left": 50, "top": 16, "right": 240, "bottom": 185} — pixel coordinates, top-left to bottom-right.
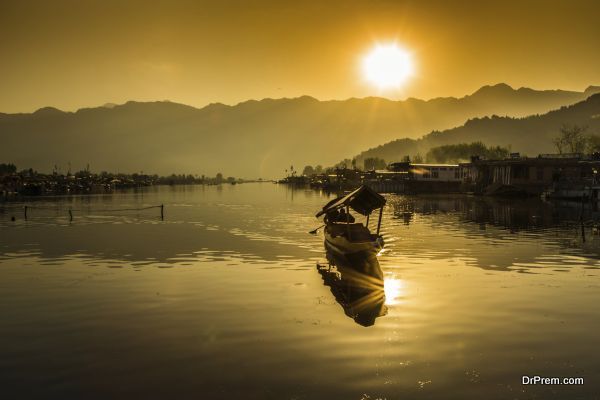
{"left": 316, "top": 185, "right": 386, "bottom": 218}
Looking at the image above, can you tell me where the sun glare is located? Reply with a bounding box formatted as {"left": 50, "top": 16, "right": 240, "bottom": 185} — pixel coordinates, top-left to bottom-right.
{"left": 363, "top": 43, "right": 414, "bottom": 89}
{"left": 384, "top": 277, "right": 403, "bottom": 305}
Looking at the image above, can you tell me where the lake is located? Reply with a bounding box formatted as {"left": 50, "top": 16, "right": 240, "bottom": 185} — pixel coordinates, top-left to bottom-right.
{"left": 1, "top": 183, "right": 599, "bottom": 399}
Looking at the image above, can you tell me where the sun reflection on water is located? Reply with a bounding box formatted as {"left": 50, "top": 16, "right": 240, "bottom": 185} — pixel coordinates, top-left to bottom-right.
{"left": 384, "top": 276, "right": 403, "bottom": 305}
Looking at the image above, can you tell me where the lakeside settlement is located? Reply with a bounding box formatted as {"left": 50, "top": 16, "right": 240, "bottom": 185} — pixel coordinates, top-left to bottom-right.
{"left": 5, "top": 152, "right": 600, "bottom": 204}
{"left": 0, "top": 164, "right": 252, "bottom": 199}
{"left": 281, "top": 152, "right": 600, "bottom": 201}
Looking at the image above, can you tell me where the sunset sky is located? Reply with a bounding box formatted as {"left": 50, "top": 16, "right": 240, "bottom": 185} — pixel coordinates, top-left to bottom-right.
{"left": 1, "top": 0, "right": 599, "bottom": 113}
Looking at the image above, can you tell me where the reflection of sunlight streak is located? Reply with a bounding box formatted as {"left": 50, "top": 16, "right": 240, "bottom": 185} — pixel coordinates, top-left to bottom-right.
{"left": 350, "top": 287, "right": 385, "bottom": 311}
{"left": 384, "top": 277, "right": 403, "bottom": 305}
{"left": 340, "top": 266, "right": 384, "bottom": 291}
{"left": 410, "top": 167, "right": 427, "bottom": 176}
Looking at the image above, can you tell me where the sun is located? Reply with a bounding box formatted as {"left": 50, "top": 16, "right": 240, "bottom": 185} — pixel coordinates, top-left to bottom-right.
{"left": 362, "top": 43, "right": 414, "bottom": 89}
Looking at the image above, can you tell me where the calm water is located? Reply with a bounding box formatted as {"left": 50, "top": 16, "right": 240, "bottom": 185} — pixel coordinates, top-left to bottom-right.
{"left": 1, "top": 184, "right": 599, "bottom": 399}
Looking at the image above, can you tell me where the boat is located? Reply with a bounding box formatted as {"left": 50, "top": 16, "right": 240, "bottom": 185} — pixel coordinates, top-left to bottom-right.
{"left": 542, "top": 183, "right": 600, "bottom": 201}
{"left": 315, "top": 185, "right": 386, "bottom": 256}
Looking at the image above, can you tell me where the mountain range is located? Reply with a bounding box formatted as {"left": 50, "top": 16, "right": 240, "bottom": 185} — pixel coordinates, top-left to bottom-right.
{"left": 354, "top": 93, "right": 600, "bottom": 166}
{"left": 1, "top": 83, "right": 599, "bottom": 178}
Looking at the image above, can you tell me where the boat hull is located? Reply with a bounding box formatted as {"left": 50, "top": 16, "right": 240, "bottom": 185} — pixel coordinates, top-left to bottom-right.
{"left": 324, "top": 226, "right": 384, "bottom": 257}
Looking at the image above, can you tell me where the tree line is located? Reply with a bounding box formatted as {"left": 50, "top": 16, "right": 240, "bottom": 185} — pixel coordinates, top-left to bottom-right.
{"left": 300, "top": 157, "right": 389, "bottom": 176}
{"left": 552, "top": 124, "right": 600, "bottom": 154}
{"left": 299, "top": 142, "right": 511, "bottom": 175}
{"left": 425, "top": 142, "right": 510, "bottom": 163}
{"left": 299, "top": 123, "right": 598, "bottom": 177}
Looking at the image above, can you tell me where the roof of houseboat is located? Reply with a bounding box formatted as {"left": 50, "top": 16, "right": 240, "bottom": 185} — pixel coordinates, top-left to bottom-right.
{"left": 316, "top": 185, "right": 386, "bottom": 217}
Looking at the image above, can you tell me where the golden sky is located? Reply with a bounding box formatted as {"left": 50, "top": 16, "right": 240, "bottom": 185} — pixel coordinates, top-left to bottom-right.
{"left": 1, "top": 0, "right": 599, "bottom": 113}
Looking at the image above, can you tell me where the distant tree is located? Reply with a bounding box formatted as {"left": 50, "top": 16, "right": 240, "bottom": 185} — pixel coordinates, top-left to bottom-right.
{"left": 215, "top": 172, "right": 223, "bottom": 183}
{"left": 335, "top": 159, "right": 351, "bottom": 169}
{"left": 554, "top": 124, "right": 588, "bottom": 154}
{"left": 302, "top": 165, "right": 315, "bottom": 176}
{"left": 314, "top": 165, "right": 324, "bottom": 175}
{"left": 226, "top": 176, "right": 235, "bottom": 183}
{"left": 401, "top": 155, "right": 410, "bottom": 162}
{"left": 19, "top": 168, "right": 36, "bottom": 177}
{"left": 75, "top": 169, "right": 91, "bottom": 178}
{"left": 588, "top": 134, "right": 600, "bottom": 154}
{"left": 426, "top": 142, "right": 509, "bottom": 163}
{"left": 363, "top": 157, "right": 387, "bottom": 171}
{"left": 552, "top": 136, "right": 564, "bottom": 154}
{"left": 487, "top": 145, "right": 511, "bottom": 159}
{"left": 412, "top": 153, "right": 424, "bottom": 163}
{"left": 351, "top": 158, "right": 357, "bottom": 170}
{"left": 0, "top": 163, "right": 17, "bottom": 175}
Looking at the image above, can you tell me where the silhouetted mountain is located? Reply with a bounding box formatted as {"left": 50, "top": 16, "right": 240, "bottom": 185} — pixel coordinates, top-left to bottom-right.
{"left": 585, "top": 86, "right": 600, "bottom": 96}
{"left": 1, "top": 84, "right": 599, "bottom": 178}
{"left": 354, "top": 93, "right": 600, "bottom": 165}
{"left": 32, "top": 107, "right": 63, "bottom": 116}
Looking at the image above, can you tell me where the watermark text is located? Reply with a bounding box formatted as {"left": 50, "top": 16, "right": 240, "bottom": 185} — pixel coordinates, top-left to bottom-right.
{"left": 522, "top": 376, "right": 584, "bottom": 385}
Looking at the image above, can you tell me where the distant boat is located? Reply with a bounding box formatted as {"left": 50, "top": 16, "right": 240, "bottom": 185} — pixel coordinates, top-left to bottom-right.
{"left": 315, "top": 185, "right": 386, "bottom": 256}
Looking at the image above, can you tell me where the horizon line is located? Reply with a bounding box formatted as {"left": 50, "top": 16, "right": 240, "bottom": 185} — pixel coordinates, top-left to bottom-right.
{"left": 2, "top": 82, "right": 599, "bottom": 115}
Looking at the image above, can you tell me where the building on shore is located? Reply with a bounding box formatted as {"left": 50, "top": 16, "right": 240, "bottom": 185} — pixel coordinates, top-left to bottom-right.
{"left": 286, "top": 153, "right": 600, "bottom": 199}
{"left": 389, "top": 162, "right": 461, "bottom": 181}
{"left": 386, "top": 162, "right": 462, "bottom": 193}
{"left": 463, "top": 153, "right": 600, "bottom": 197}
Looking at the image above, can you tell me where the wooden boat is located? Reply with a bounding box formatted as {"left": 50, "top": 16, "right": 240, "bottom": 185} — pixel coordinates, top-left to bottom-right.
{"left": 324, "top": 223, "right": 384, "bottom": 256}
{"left": 316, "top": 185, "right": 386, "bottom": 256}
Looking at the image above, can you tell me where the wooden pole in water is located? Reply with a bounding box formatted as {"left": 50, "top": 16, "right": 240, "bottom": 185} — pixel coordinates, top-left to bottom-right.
{"left": 376, "top": 206, "right": 383, "bottom": 235}
{"left": 366, "top": 213, "right": 370, "bottom": 228}
{"left": 160, "top": 204, "right": 164, "bottom": 220}
{"left": 579, "top": 191, "right": 585, "bottom": 222}
{"left": 68, "top": 208, "right": 73, "bottom": 222}
{"left": 24, "top": 206, "right": 27, "bottom": 220}
{"left": 346, "top": 205, "right": 351, "bottom": 239}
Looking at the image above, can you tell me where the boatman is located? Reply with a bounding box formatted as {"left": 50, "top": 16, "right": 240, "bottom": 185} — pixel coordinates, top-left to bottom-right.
{"left": 337, "top": 208, "right": 355, "bottom": 223}
{"left": 324, "top": 208, "right": 339, "bottom": 224}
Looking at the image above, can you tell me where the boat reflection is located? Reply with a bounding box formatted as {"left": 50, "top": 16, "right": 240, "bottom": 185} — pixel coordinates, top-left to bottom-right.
{"left": 317, "top": 250, "right": 387, "bottom": 327}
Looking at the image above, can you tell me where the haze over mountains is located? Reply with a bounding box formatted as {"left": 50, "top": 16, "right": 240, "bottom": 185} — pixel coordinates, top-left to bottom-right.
{"left": 1, "top": 84, "right": 599, "bottom": 178}
{"left": 355, "top": 93, "right": 600, "bottom": 166}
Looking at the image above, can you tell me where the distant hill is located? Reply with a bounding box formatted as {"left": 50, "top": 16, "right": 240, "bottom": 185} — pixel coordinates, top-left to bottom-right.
{"left": 354, "top": 93, "right": 600, "bottom": 166}
{"left": 1, "top": 83, "right": 599, "bottom": 178}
